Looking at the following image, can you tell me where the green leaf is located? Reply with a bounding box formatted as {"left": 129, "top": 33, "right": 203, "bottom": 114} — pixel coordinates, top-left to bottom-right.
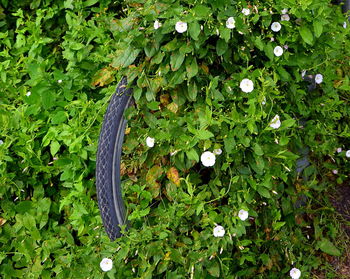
{"left": 216, "top": 39, "right": 228, "bottom": 56}
{"left": 253, "top": 143, "right": 264, "bottom": 156}
{"left": 219, "top": 26, "right": 231, "bottom": 42}
{"left": 169, "top": 70, "right": 186, "bottom": 85}
{"left": 313, "top": 21, "right": 323, "bottom": 38}
{"left": 144, "top": 44, "right": 157, "bottom": 58}
{"left": 186, "top": 149, "right": 199, "bottom": 162}
{"left": 159, "top": 232, "right": 168, "bottom": 239}
{"left": 196, "top": 129, "right": 214, "bottom": 140}
{"left": 188, "top": 81, "right": 197, "bottom": 101}
{"left": 193, "top": 5, "right": 210, "bottom": 17}
{"left": 51, "top": 111, "right": 67, "bottom": 124}
{"left": 317, "top": 239, "right": 341, "bottom": 256}
{"left": 257, "top": 187, "right": 271, "bottom": 198}
{"left": 112, "top": 47, "right": 141, "bottom": 69}
{"left": 281, "top": 119, "right": 296, "bottom": 129}
{"left": 169, "top": 248, "right": 184, "bottom": 264}
{"left": 207, "top": 261, "right": 220, "bottom": 277}
{"left": 41, "top": 90, "right": 56, "bottom": 110}
{"left": 163, "top": 38, "right": 180, "bottom": 52}
{"left": 224, "top": 137, "right": 236, "bottom": 154}
{"left": 170, "top": 51, "right": 185, "bottom": 71}
{"left": 151, "top": 52, "right": 165, "bottom": 64}
{"left": 279, "top": 136, "right": 289, "bottom": 146}
{"left": 179, "top": 43, "right": 193, "bottom": 54}
{"left": 264, "top": 43, "right": 274, "bottom": 60}
{"left": 70, "top": 42, "right": 85, "bottom": 50}
{"left": 83, "top": 0, "right": 99, "bottom": 7}
{"left": 22, "top": 213, "right": 36, "bottom": 231}
{"left": 189, "top": 21, "right": 201, "bottom": 40}
{"left": 186, "top": 57, "right": 198, "bottom": 79}
{"left": 254, "top": 36, "right": 264, "bottom": 51}
{"left": 50, "top": 141, "right": 60, "bottom": 156}
{"left": 299, "top": 26, "right": 314, "bottom": 45}
{"left": 272, "top": 221, "right": 286, "bottom": 231}
{"left": 134, "top": 88, "right": 142, "bottom": 101}
{"left": 277, "top": 66, "right": 291, "bottom": 81}
{"left": 196, "top": 203, "right": 204, "bottom": 215}
{"left": 147, "top": 101, "right": 160, "bottom": 110}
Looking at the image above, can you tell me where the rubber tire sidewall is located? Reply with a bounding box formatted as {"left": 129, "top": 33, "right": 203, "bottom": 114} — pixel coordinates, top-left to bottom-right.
{"left": 96, "top": 79, "right": 132, "bottom": 240}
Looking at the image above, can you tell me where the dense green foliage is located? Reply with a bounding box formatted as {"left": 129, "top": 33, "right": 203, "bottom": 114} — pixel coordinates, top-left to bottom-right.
{"left": 0, "top": 0, "right": 349, "bottom": 278}
{"left": 0, "top": 0, "right": 126, "bottom": 278}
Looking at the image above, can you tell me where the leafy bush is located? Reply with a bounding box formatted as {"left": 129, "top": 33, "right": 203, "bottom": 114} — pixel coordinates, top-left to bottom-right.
{"left": 0, "top": 1, "right": 126, "bottom": 278}
{"left": 112, "top": 0, "right": 350, "bottom": 277}
{"left": 0, "top": 0, "right": 349, "bottom": 278}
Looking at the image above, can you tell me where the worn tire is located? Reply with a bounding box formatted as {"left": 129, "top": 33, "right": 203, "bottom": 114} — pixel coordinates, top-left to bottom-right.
{"left": 96, "top": 77, "right": 133, "bottom": 240}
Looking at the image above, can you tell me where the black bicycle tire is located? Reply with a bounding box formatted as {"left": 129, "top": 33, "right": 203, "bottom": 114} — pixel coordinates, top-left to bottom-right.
{"left": 96, "top": 77, "right": 133, "bottom": 240}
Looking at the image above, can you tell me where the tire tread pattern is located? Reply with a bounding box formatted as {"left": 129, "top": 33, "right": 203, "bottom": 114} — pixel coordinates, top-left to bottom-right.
{"left": 96, "top": 77, "right": 132, "bottom": 240}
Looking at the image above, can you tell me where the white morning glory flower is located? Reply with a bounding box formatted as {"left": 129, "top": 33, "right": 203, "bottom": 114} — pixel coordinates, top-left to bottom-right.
{"left": 343, "top": 21, "right": 347, "bottom": 28}
{"left": 201, "top": 151, "right": 216, "bottom": 167}
{"left": 175, "top": 21, "right": 187, "bottom": 33}
{"left": 146, "top": 137, "right": 155, "bottom": 148}
{"left": 289, "top": 268, "right": 301, "bottom": 279}
{"left": 226, "top": 17, "right": 236, "bottom": 29}
{"left": 239, "top": 78, "right": 254, "bottom": 93}
{"left": 336, "top": 147, "right": 342, "bottom": 153}
{"left": 270, "top": 115, "right": 281, "bottom": 129}
{"left": 238, "top": 209, "right": 249, "bottom": 221}
{"left": 271, "top": 22, "right": 281, "bottom": 32}
{"left": 262, "top": 97, "right": 266, "bottom": 105}
{"left": 58, "top": 79, "right": 62, "bottom": 84}
{"left": 100, "top": 258, "right": 113, "bottom": 272}
{"left": 0, "top": 140, "right": 3, "bottom": 145}
{"left": 332, "top": 169, "right": 338, "bottom": 174}
{"left": 26, "top": 91, "right": 31, "bottom": 96}
{"left": 274, "top": 46, "right": 283, "bottom": 57}
{"left": 242, "top": 8, "right": 250, "bottom": 16}
{"left": 213, "top": 225, "right": 225, "bottom": 237}
{"left": 213, "top": 148, "right": 222, "bottom": 155}
{"left": 154, "top": 20, "right": 161, "bottom": 30}
{"left": 346, "top": 150, "right": 350, "bottom": 158}
{"left": 315, "top": 74, "right": 323, "bottom": 84}
{"left": 281, "top": 8, "right": 289, "bottom": 14}
{"left": 281, "top": 14, "right": 290, "bottom": 21}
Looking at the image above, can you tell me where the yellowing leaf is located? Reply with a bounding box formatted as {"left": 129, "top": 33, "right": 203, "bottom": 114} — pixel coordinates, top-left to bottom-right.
{"left": 167, "top": 102, "right": 178, "bottom": 113}
{"left": 148, "top": 181, "right": 161, "bottom": 199}
{"left": 186, "top": 57, "right": 198, "bottom": 79}
{"left": 200, "top": 63, "right": 209, "bottom": 74}
{"left": 164, "top": 251, "right": 171, "bottom": 261}
{"left": 92, "top": 67, "right": 115, "bottom": 87}
{"left": 146, "top": 166, "right": 163, "bottom": 183}
{"left": 146, "top": 166, "right": 163, "bottom": 198}
{"left": 160, "top": 94, "right": 170, "bottom": 106}
{"left": 0, "top": 217, "right": 7, "bottom": 226}
{"left": 167, "top": 167, "right": 180, "bottom": 186}
{"left": 163, "top": 182, "right": 177, "bottom": 201}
